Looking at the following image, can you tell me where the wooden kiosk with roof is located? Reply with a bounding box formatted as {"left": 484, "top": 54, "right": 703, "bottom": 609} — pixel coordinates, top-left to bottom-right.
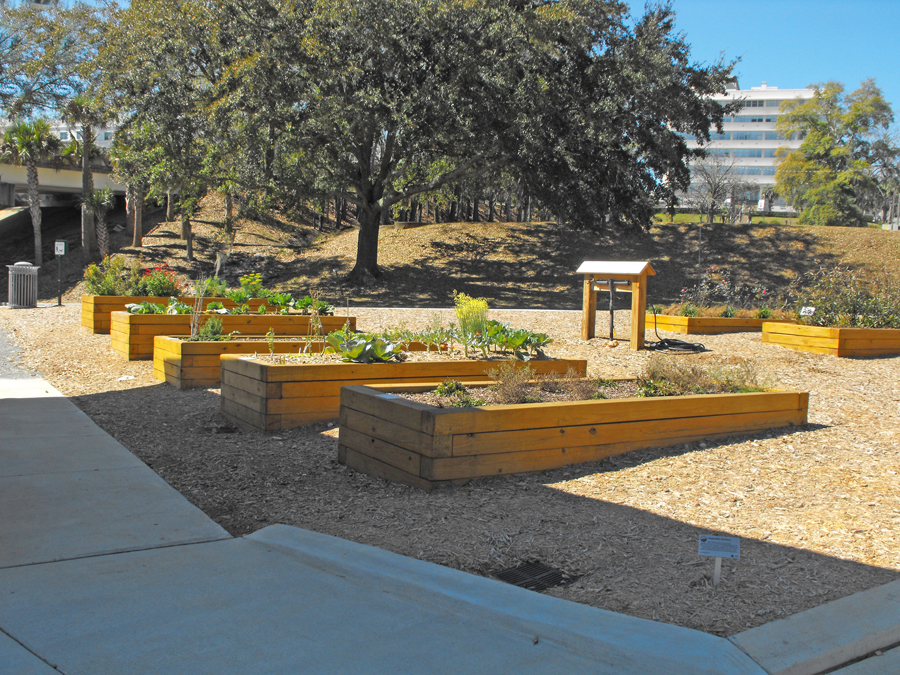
{"left": 577, "top": 261, "right": 655, "bottom": 350}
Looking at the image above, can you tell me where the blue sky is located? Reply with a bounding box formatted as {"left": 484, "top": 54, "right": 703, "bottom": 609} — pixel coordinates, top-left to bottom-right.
{"left": 669, "top": 0, "right": 900, "bottom": 116}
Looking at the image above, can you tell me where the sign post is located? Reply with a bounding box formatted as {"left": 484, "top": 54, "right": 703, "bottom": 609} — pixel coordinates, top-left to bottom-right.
{"left": 54, "top": 240, "right": 67, "bottom": 307}
{"left": 698, "top": 535, "right": 740, "bottom": 588}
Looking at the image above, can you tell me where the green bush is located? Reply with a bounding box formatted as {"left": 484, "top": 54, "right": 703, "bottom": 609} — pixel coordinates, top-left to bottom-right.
{"left": 789, "top": 265, "right": 900, "bottom": 328}
{"left": 83, "top": 256, "right": 136, "bottom": 295}
{"left": 138, "top": 264, "right": 180, "bottom": 297}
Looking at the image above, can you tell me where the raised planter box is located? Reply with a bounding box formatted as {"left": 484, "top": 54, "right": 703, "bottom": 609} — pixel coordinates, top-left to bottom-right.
{"left": 762, "top": 322, "right": 900, "bottom": 357}
{"left": 646, "top": 313, "right": 794, "bottom": 335}
{"left": 154, "top": 337, "right": 436, "bottom": 389}
{"left": 220, "top": 356, "right": 588, "bottom": 432}
{"left": 110, "top": 312, "right": 355, "bottom": 361}
{"left": 81, "top": 295, "right": 269, "bottom": 334}
{"left": 337, "top": 385, "right": 809, "bottom": 490}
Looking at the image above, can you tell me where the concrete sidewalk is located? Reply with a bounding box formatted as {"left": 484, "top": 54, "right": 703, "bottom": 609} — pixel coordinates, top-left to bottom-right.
{"left": 0, "top": 375, "right": 896, "bottom": 674}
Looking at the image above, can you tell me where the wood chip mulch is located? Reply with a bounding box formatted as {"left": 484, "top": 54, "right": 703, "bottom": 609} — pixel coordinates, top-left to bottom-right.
{"left": 1, "top": 303, "right": 898, "bottom": 637}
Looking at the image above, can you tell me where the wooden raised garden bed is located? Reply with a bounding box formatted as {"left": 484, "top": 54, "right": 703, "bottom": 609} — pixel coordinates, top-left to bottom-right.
{"left": 646, "top": 313, "right": 794, "bottom": 335}
{"left": 154, "top": 337, "right": 436, "bottom": 389}
{"left": 110, "top": 312, "right": 355, "bottom": 361}
{"left": 81, "top": 295, "right": 269, "bottom": 334}
{"left": 220, "top": 356, "right": 588, "bottom": 432}
{"left": 762, "top": 322, "right": 900, "bottom": 358}
{"left": 337, "top": 385, "right": 809, "bottom": 490}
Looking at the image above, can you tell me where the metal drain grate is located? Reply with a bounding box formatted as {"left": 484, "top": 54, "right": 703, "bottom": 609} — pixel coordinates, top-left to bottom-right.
{"left": 493, "top": 561, "right": 576, "bottom": 592}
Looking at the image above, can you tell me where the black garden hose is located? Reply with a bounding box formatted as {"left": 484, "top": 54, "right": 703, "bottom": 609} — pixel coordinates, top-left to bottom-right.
{"left": 644, "top": 312, "right": 708, "bottom": 353}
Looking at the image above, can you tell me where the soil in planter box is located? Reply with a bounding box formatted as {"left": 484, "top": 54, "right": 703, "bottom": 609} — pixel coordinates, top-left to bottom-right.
{"left": 401, "top": 374, "right": 640, "bottom": 407}
{"left": 255, "top": 345, "right": 555, "bottom": 365}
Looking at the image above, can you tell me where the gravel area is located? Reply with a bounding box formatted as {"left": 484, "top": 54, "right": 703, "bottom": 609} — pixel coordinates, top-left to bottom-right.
{"left": 1, "top": 302, "right": 898, "bottom": 637}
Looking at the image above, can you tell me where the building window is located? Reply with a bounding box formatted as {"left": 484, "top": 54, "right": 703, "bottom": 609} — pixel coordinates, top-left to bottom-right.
{"left": 103, "top": 131, "right": 113, "bottom": 141}
{"left": 733, "top": 131, "right": 763, "bottom": 140}
{"left": 732, "top": 115, "right": 767, "bottom": 123}
{"left": 732, "top": 148, "right": 763, "bottom": 157}
{"left": 710, "top": 132, "right": 730, "bottom": 140}
{"left": 706, "top": 149, "right": 730, "bottom": 157}
{"left": 765, "top": 132, "right": 784, "bottom": 140}
{"left": 764, "top": 149, "right": 777, "bottom": 157}
{"left": 734, "top": 167, "right": 762, "bottom": 175}
{"left": 762, "top": 167, "right": 777, "bottom": 175}
{"left": 765, "top": 100, "right": 783, "bottom": 107}
{"left": 59, "top": 131, "right": 68, "bottom": 140}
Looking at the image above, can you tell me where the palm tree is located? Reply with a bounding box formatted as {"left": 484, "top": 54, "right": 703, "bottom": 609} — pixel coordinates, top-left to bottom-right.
{"left": 63, "top": 95, "right": 110, "bottom": 258}
{"left": 1, "top": 119, "right": 61, "bottom": 266}
{"left": 83, "top": 187, "right": 115, "bottom": 258}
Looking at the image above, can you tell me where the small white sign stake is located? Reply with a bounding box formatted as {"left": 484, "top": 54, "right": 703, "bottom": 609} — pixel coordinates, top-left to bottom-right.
{"left": 699, "top": 535, "right": 740, "bottom": 588}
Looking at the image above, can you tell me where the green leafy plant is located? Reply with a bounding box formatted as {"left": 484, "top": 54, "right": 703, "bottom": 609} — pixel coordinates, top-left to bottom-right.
{"left": 193, "top": 276, "right": 226, "bottom": 297}
{"left": 324, "top": 332, "right": 404, "bottom": 363}
{"left": 205, "top": 301, "right": 226, "bottom": 313}
{"left": 83, "top": 255, "right": 135, "bottom": 295}
{"left": 678, "top": 304, "right": 699, "bottom": 317}
{"left": 165, "top": 298, "right": 193, "bottom": 314}
{"left": 435, "top": 379, "right": 466, "bottom": 396}
{"left": 125, "top": 301, "right": 166, "bottom": 314}
{"left": 268, "top": 293, "right": 294, "bottom": 314}
{"left": 258, "top": 304, "right": 267, "bottom": 314}
{"left": 755, "top": 306, "right": 771, "bottom": 319}
{"left": 295, "top": 296, "right": 335, "bottom": 316}
{"left": 226, "top": 287, "right": 251, "bottom": 304}
{"left": 720, "top": 306, "right": 736, "bottom": 318}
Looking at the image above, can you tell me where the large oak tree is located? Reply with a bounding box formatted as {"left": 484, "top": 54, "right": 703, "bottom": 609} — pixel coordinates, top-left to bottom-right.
{"left": 107, "top": 0, "right": 734, "bottom": 283}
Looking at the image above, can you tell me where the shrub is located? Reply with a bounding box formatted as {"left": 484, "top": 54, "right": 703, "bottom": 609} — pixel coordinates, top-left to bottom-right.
{"left": 139, "top": 264, "right": 180, "bottom": 297}
{"left": 789, "top": 265, "right": 900, "bottom": 328}
{"left": 638, "top": 354, "right": 766, "bottom": 396}
{"left": 83, "top": 255, "right": 135, "bottom": 295}
{"left": 720, "top": 306, "right": 736, "bottom": 318}
{"left": 488, "top": 360, "right": 534, "bottom": 404}
{"left": 237, "top": 272, "right": 269, "bottom": 299}
{"left": 679, "top": 303, "right": 699, "bottom": 317}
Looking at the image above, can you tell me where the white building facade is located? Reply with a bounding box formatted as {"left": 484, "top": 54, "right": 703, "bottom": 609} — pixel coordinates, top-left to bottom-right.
{"left": 683, "top": 81, "right": 814, "bottom": 212}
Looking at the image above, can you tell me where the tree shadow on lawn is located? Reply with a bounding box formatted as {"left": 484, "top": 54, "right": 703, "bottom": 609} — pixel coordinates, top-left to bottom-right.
{"left": 340, "top": 221, "right": 835, "bottom": 309}
{"left": 70, "top": 382, "right": 898, "bottom": 637}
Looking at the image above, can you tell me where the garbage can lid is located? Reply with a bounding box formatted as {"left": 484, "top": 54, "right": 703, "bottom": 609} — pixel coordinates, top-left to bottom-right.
{"left": 14, "top": 261, "right": 33, "bottom": 266}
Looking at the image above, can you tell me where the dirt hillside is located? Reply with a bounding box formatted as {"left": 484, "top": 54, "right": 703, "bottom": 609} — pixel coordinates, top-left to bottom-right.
{"left": 2, "top": 194, "right": 899, "bottom": 308}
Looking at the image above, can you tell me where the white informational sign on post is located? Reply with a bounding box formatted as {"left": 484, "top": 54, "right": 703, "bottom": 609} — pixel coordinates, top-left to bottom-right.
{"left": 699, "top": 535, "right": 740, "bottom": 588}
{"left": 698, "top": 535, "right": 740, "bottom": 559}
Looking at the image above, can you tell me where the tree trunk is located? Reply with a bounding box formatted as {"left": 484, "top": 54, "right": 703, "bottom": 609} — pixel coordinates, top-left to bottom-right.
{"left": 81, "top": 124, "right": 95, "bottom": 258}
{"left": 166, "top": 191, "right": 175, "bottom": 220}
{"left": 348, "top": 208, "right": 381, "bottom": 285}
{"left": 473, "top": 197, "right": 481, "bottom": 222}
{"left": 448, "top": 200, "right": 457, "bottom": 221}
{"left": 225, "top": 192, "right": 234, "bottom": 236}
{"left": 132, "top": 186, "right": 143, "bottom": 247}
{"left": 526, "top": 195, "right": 532, "bottom": 222}
{"left": 26, "top": 160, "right": 42, "bottom": 267}
{"left": 487, "top": 193, "right": 495, "bottom": 222}
{"left": 339, "top": 195, "right": 347, "bottom": 226}
{"left": 96, "top": 216, "right": 109, "bottom": 259}
{"left": 181, "top": 214, "right": 193, "bottom": 260}
{"left": 505, "top": 198, "right": 512, "bottom": 221}
{"left": 125, "top": 184, "right": 135, "bottom": 236}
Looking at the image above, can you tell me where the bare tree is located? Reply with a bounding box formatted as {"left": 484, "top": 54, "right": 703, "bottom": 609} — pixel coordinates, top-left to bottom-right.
{"left": 682, "top": 152, "right": 752, "bottom": 224}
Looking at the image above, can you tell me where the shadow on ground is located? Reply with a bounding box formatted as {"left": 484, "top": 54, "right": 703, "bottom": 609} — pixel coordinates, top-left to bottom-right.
{"left": 70, "top": 382, "right": 898, "bottom": 637}
{"left": 328, "top": 221, "right": 834, "bottom": 309}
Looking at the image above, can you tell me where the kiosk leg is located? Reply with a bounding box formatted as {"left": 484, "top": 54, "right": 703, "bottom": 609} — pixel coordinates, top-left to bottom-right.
{"left": 581, "top": 277, "right": 596, "bottom": 340}
{"left": 630, "top": 278, "right": 647, "bottom": 350}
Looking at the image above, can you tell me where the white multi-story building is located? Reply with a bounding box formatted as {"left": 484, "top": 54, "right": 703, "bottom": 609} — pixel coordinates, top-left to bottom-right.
{"left": 683, "top": 80, "right": 814, "bottom": 212}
